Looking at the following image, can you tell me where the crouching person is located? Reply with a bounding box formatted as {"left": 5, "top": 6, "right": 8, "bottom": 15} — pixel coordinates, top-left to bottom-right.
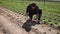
{"left": 26, "top": 3, "right": 42, "bottom": 24}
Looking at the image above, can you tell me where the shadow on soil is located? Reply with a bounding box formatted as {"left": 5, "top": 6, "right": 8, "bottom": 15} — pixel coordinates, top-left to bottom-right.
{"left": 22, "top": 19, "right": 37, "bottom": 32}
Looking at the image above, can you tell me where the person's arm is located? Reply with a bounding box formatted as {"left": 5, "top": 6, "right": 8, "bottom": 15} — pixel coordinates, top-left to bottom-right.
{"left": 36, "top": 6, "right": 42, "bottom": 15}
{"left": 25, "top": 6, "right": 29, "bottom": 16}
{"left": 26, "top": 6, "right": 29, "bottom": 13}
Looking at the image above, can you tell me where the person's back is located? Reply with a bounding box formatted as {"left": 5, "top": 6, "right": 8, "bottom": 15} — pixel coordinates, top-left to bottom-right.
{"left": 26, "top": 3, "right": 42, "bottom": 24}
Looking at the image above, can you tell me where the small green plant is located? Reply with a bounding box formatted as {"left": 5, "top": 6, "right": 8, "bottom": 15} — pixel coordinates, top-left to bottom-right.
{"left": 44, "top": 21, "right": 47, "bottom": 24}
{"left": 35, "top": 28, "right": 38, "bottom": 30}
{"left": 48, "top": 20, "right": 51, "bottom": 22}
{"left": 43, "top": 32, "right": 46, "bottom": 34}
{"left": 55, "top": 22, "right": 58, "bottom": 24}
{"left": 48, "top": 29, "right": 51, "bottom": 31}
{"left": 43, "top": 19, "right": 45, "bottom": 20}
{"left": 50, "top": 24, "right": 53, "bottom": 27}
{"left": 56, "top": 32, "right": 59, "bottom": 34}
{"left": 58, "top": 25, "right": 60, "bottom": 28}
{"left": 42, "top": 25, "right": 44, "bottom": 27}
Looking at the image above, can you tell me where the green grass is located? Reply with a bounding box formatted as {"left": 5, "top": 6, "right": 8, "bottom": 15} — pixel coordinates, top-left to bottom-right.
{"left": 0, "top": 0, "right": 60, "bottom": 28}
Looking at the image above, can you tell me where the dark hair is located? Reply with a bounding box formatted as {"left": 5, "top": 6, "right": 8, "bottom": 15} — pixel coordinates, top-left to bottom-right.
{"left": 31, "top": 3, "right": 36, "bottom": 7}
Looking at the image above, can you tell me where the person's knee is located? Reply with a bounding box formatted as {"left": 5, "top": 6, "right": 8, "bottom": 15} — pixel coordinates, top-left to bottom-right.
{"left": 39, "top": 9, "right": 42, "bottom": 14}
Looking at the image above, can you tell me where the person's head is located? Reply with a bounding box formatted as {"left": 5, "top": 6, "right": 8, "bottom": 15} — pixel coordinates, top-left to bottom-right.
{"left": 31, "top": 3, "right": 36, "bottom": 10}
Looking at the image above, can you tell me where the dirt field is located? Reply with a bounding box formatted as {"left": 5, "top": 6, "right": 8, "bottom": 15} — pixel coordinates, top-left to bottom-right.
{"left": 0, "top": 7, "right": 60, "bottom": 34}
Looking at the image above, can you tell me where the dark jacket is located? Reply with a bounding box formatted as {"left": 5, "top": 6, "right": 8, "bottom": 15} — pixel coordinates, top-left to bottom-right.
{"left": 26, "top": 4, "right": 42, "bottom": 15}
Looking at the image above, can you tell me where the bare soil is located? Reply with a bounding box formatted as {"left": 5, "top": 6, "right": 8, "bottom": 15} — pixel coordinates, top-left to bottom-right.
{"left": 0, "top": 7, "right": 60, "bottom": 34}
